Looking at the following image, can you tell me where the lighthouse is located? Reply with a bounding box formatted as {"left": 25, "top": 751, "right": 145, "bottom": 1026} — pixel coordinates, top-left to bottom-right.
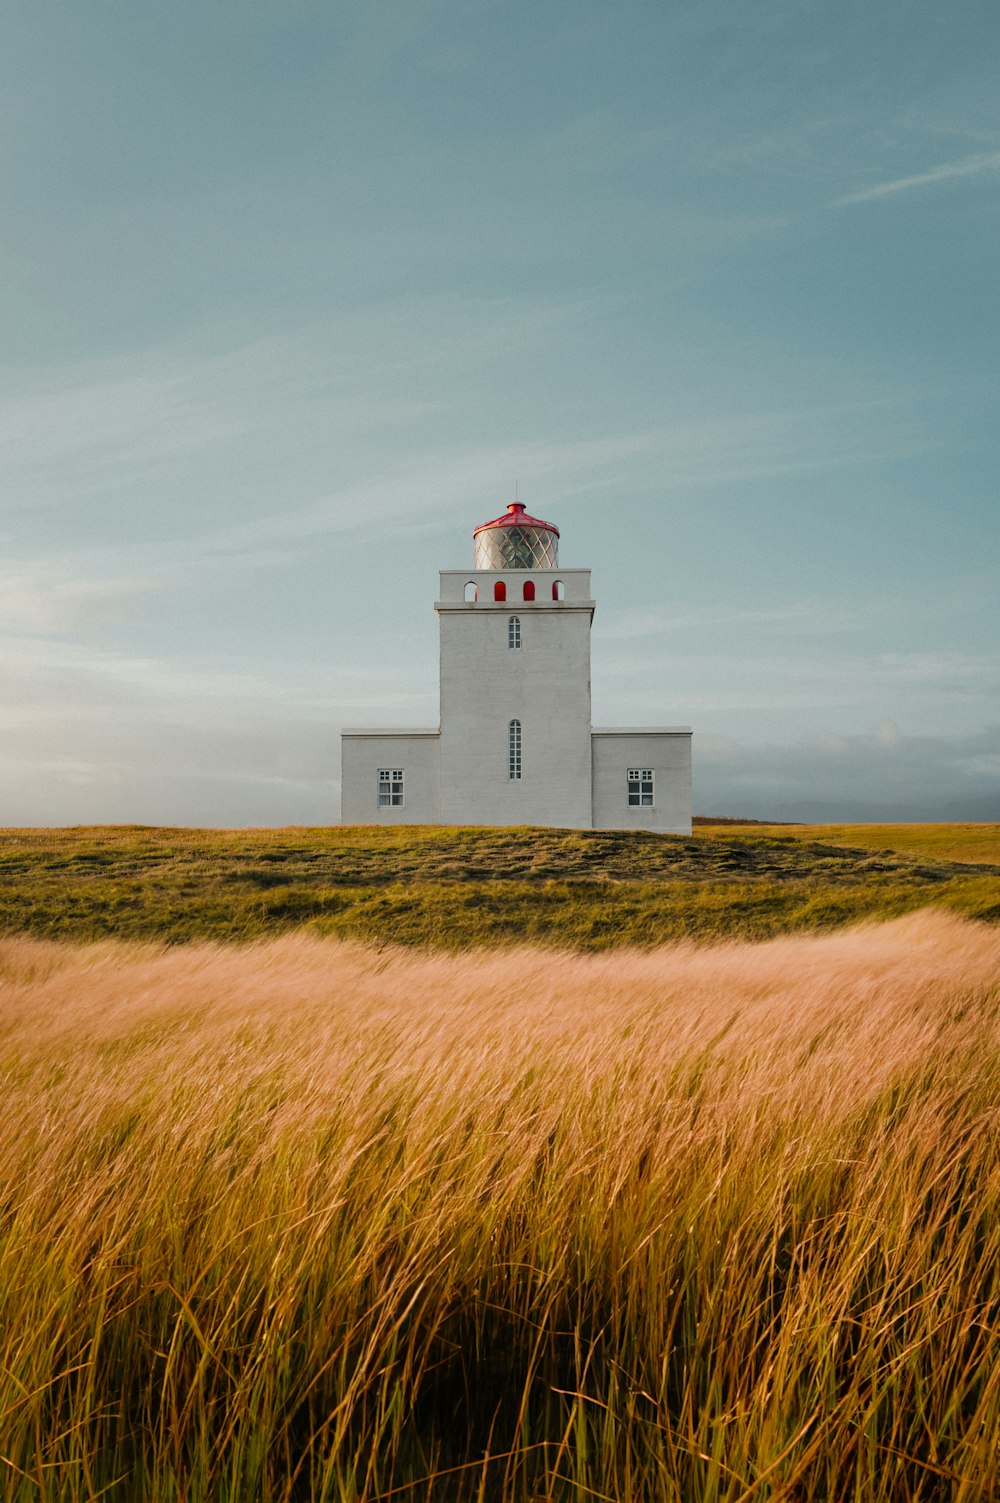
{"left": 340, "top": 501, "right": 692, "bottom": 831}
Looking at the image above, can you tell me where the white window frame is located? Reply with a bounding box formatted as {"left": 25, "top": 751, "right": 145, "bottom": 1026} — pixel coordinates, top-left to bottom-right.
{"left": 377, "top": 768, "right": 405, "bottom": 807}
{"left": 509, "top": 720, "right": 522, "bottom": 780}
{"left": 507, "top": 615, "right": 521, "bottom": 649}
{"left": 627, "top": 768, "right": 654, "bottom": 807}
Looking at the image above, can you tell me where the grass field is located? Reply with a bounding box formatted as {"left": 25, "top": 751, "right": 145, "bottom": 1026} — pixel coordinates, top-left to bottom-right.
{"left": 697, "top": 822, "right": 1000, "bottom": 867}
{"left": 1, "top": 911, "right": 998, "bottom": 1500}
{"left": 1, "top": 823, "right": 998, "bottom": 948}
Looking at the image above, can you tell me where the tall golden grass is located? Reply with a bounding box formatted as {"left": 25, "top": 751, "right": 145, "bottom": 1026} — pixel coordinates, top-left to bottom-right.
{"left": 1, "top": 912, "right": 998, "bottom": 1500}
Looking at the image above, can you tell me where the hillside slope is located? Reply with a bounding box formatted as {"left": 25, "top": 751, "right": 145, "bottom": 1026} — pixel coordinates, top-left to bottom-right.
{"left": 1, "top": 824, "right": 997, "bottom": 947}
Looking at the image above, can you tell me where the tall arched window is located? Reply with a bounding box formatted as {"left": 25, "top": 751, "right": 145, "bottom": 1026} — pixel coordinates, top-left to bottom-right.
{"left": 508, "top": 719, "right": 522, "bottom": 780}
{"left": 522, "top": 580, "right": 535, "bottom": 602}
{"left": 464, "top": 581, "right": 478, "bottom": 602}
{"left": 494, "top": 580, "right": 507, "bottom": 602}
{"left": 507, "top": 615, "right": 521, "bottom": 649}
{"left": 552, "top": 580, "right": 565, "bottom": 601}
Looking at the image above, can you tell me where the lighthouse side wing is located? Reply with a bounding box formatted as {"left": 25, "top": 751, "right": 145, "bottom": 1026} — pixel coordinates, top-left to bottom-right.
{"left": 340, "top": 729, "right": 440, "bottom": 824}
{"left": 591, "top": 729, "right": 692, "bottom": 835}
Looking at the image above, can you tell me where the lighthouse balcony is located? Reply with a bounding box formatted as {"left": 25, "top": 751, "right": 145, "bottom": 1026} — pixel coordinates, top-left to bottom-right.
{"left": 436, "top": 568, "right": 594, "bottom": 611}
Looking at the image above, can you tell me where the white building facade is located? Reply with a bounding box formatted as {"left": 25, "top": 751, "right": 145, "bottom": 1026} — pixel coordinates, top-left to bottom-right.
{"left": 341, "top": 502, "right": 692, "bottom": 831}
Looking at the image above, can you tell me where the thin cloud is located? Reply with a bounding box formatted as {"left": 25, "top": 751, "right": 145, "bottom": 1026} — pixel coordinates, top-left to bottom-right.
{"left": 600, "top": 603, "right": 826, "bottom": 642}
{"left": 834, "top": 149, "right": 1000, "bottom": 205}
{"left": 0, "top": 562, "right": 160, "bottom": 635}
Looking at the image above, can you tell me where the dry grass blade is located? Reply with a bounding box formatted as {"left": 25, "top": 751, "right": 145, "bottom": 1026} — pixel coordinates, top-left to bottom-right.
{"left": 0, "top": 910, "right": 997, "bottom": 1500}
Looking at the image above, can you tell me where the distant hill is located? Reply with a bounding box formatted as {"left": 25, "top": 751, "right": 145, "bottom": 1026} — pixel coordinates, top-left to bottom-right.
{"left": 693, "top": 815, "right": 799, "bottom": 826}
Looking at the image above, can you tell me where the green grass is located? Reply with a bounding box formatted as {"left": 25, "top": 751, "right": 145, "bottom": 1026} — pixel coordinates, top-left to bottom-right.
{"left": 696, "top": 820, "right": 1000, "bottom": 866}
{"left": 0, "top": 823, "right": 997, "bottom": 947}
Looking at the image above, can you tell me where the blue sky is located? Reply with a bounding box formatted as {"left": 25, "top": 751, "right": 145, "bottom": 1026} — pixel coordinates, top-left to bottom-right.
{"left": 2, "top": 0, "right": 998, "bottom": 823}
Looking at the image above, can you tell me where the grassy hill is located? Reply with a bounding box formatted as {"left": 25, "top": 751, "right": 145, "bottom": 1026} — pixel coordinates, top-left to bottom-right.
{"left": 3, "top": 835, "right": 999, "bottom": 1498}
{"left": 696, "top": 819, "right": 1000, "bottom": 865}
{"left": 1, "top": 822, "right": 997, "bottom": 947}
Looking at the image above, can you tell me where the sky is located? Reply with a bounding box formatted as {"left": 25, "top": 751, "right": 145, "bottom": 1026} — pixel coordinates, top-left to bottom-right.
{"left": 2, "top": 0, "right": 998, "bottom": 824}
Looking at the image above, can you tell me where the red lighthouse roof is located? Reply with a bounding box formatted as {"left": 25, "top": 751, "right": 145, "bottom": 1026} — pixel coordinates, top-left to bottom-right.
{"left": 472, "top": 501, "right": 560, "bottom": 539}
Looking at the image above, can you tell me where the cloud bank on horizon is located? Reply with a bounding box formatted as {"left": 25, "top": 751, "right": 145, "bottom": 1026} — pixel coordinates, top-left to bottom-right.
{"left": 1, "top": 0, "right": 998, "bottom": 824}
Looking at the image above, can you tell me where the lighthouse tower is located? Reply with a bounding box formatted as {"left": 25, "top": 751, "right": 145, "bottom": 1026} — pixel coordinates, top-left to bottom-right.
{"left": 340, "top": 500, "right": 692, "bottom": 830}
{"left": 438, "top": 502, "right": 593, "bottom": 825}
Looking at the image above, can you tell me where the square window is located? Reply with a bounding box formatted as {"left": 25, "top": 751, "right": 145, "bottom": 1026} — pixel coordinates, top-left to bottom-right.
{"left": 627, "top": 768, "right": 654, "bottom": 807}
{"left": 377, "top": 768, "right": 404, "bottom": 807}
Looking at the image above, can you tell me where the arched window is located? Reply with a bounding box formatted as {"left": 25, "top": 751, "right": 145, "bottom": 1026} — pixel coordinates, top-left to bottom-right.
{"left": 507, "top": 615, "right": 521, "bottom": 650}
{"left": 494, "top": 580, "right": 507, "bottom": 602}
{"left": 464, "top": 581, "right": 478, "bottom": 602}
{"left": 552, "top": 579, "right": 565, "bottom": 601}
{"left": 508, "top": 719, "right": 522, "bottom": 779}
{"left": 522, "top": 580, "right": 535, "bottom": 602}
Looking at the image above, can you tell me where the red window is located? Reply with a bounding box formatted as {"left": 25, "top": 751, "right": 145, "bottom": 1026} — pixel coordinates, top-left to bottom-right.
{"left": 523, "top": 580, "right": 535, "bottom": 602}
{"left": 494, "top": 580, "right": 506, "bottom": 602}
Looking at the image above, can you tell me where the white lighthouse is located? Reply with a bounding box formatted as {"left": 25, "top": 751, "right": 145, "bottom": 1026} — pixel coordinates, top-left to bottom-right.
{"left": 340, "top": 501, "right": 692, "bottom": 831}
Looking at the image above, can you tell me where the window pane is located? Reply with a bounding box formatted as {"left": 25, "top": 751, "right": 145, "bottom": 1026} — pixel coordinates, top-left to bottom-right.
{"left": 378, "top": 768, "right": 404, "bottom": 808}
{"left": 627, "top": 768, "right": 653, "bottom": 807}
{"left": 509, "top": 720, "right": 522, "bottom": 779}
{"left": 475, "top": 525, "right": 559, "bottom": 570}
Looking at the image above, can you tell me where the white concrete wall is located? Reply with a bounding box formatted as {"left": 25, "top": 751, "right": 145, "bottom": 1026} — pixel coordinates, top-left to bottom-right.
{"left": 591, "top": 731, "right": 693, "bottom": 834}
{"left": 340, "top": 732, "right": 440, "bottom": 824}
{"left": 339, "top": 563, "right": 694, "bottom": 834}
{"left": 437, "top": 573, "right": 594, "bottom": 827}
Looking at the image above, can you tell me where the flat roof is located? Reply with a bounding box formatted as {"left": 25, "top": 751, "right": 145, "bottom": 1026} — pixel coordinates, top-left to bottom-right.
{"left": 341, "top": 727, "right": 440, "bottom": 737}
{"left": 341, "top": 726, "right": 689, "bottom": 737}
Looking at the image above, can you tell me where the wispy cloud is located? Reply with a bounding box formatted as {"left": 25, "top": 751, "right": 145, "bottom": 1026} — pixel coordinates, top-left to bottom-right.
{"left": 834, "top": 149, "right": 1000, "bottom": 206}
{"left": 0, "top": 562, "right": 159, "bottom": 635}
{"left": 599, "top": 603, "right": 834, "bottom": 642}
{"left": 592, "top": 646, "right": 1000, "bottom": 730}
